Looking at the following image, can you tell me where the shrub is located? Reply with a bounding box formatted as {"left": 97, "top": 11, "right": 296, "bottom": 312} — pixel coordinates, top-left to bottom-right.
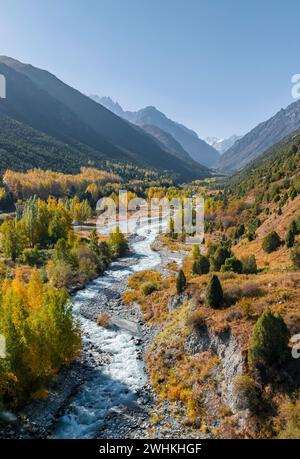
{"left": 241, "top": 255, "right": 257, "bottom": 274}
{"left": 248, "top": 308, "right": 290, "bottom": 368}
{"left": 97, "top": 313, "right": 110, "bottom": 328}
{"left": 21, "top": 246, "right": 42, "bottom": 266}
{"left": 233, "top": 375, "right": 261, "bottom": 412}
{"left": 192, "top": 244, "right": 200, "bottom": 259}
{"left": 224, "top": 282, "right": 261, "bottom": 306}
{"left": 221, "top": 257, "right": 243, "bottom": 274}
{"left": 77, "top": 257, "right": 97, "bottom": 284}
{"left": 277, "top": 399, "right": 300, "bottom": 439}
{"left": 46, "top": 259, "right": 74, "bottom": 288}
{"left": 142, "top": 282, "right": 159, "bottom": 296}
{"left": 176, "top": 269, "right": 187, "bottom": 294}
{"left": 192, "top": 255, "right": 210, "bottom": 275}
{"left": 186, "top": 309, "right": 206, "bottom": 328}
{"left": 108, "top": 227, "right": 128, "bottom": 257}
{"left": 262, "top": 231, "right": 281, "bottom": 253}
{"left": 206, "top": 274, "right": 223, "bottom": 308}
{"left": 233, "top": 224, "right": 245, "bottom": 240}
{"left": 291, "top": 242, "right": 300, "bottom": 269}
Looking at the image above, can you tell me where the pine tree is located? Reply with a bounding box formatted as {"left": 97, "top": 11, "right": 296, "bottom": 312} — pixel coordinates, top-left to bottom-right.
{"left": 206, "top": 274, "right": 223, "bottom": 308}
{"left": 210, "top": 246, "right": 231, "bottom": 271}
{"left": 176, "top": 269, "right": 187, "bottom": 294}
{"left": 192, "top": 255, "right": 210, "bottom": 275}
{"left": 285, "top": 228, "right": 295, "bottom": 248}
{"left": 249, "top": 308, "right": 290, "bottom": 368}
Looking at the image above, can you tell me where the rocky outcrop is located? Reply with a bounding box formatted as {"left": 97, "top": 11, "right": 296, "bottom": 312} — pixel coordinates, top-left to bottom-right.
{"left": 185, "top": 325, "right": 244, "bottom": 412}
{"left": 167, "top": 292, "right": 189, "bottom": 312}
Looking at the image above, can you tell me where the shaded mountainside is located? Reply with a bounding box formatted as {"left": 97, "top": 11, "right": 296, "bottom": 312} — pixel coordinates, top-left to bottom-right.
{"left": 0, "top": 57, "right": 210, "bottom": 182}
{"left": 217, "top": 98, "right": 300, "bottom": 171}
{"left": 91, "top": 95, "right": 220, "bottom": 167}
{"left": 0, "top": 113, "right": 105, "bottom": 177}
{"left": 141, "top": 124, "right": 193, "bottom": 162}
{"left": 227, "top": 128, "right": 300, "bottom": 197}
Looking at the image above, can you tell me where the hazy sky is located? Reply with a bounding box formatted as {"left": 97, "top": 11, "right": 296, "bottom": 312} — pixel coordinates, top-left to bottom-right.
{"left": 1, "top": 0, "right": 300, "bottom": 138}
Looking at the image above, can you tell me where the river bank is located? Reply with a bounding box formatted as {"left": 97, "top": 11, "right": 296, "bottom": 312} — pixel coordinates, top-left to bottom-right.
{"left": 0, "top": 222, "right": 197, "bottom": 439}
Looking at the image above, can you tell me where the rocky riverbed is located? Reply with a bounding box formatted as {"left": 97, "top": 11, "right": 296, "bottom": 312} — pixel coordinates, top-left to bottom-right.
{"left": 0, "top": 223, "right": 199, "bottom": 439}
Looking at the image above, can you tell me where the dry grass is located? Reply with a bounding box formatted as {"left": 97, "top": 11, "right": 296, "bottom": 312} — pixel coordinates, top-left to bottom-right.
{"left": 124, "top": 270, "right": 175, "bottom": 322}
{"left": 97, "top": 312, "right": 110, "bottom": 328}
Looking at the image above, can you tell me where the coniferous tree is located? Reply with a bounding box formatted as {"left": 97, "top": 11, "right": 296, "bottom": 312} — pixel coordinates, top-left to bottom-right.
{"left": 206, "top": 274, "right": 223, "bottom": 308}
{"left": 192, "top": 255, "right": 210, "bottom": 275}
{"left": 176, "top": 269, "right": 187, "bottom": 294}
{"left": 285, "top": 227, "right": 295, "bottom": 248}
{"left": 249, "top": 308, "right": 290, "bottom": 368}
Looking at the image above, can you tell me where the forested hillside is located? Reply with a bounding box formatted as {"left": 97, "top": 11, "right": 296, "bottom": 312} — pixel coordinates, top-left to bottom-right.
{"left": 0, "top": 57, "right": 210, "bottom": 182}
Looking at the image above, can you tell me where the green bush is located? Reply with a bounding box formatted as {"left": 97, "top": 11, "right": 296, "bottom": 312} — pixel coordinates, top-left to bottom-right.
{"left": 291, "top": 242, "right": 300, "bottom": 269}
{"left": 206, "top": 274, "right": 223, "bottom": 308}
{"left": 221, "top": 256, "right": 243, "bottom": 274}
{"left": 192, "top": 244, "right": 201, "bottom": 259}
{"left": 233, "top": 224, "right": 245, "bottom": 240}
{"left": 21, "top": 246, "right": 42, "bottom": 266}
{"left": 248, "top": 308, "right": 290, "bottom": 368}
{"left": 262, "top": 231, "right": 281, "bottom": 253}
{"left": 108, "top": 227, "right": 129, "bottom": 257}
{"left": 142, "top": 282, "right": 159, "bottom": 296}
{"left": 241, "top": 255, "right": 257, "bottom": 274}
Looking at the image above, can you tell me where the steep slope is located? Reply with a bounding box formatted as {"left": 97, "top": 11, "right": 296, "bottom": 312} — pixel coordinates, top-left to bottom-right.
{"left": 91, "top": 95, "right": 220, "bottom": 167}
{"left": 0, "top": 57, "right": 210, "bottom": 181}
{"left": 225, "top": 128, "right": 300, "bottom": 270}
{"left": 217, "top": 99, "right": 300, "bottom": 171}
{"left": 0, "top": 113, "right": 104, "bottom": 177}
{"left": 228, "top": 128, "right": 300, "bottom": 197}
{"left": 141, "top": 124, "right": 192, "bottom": 162}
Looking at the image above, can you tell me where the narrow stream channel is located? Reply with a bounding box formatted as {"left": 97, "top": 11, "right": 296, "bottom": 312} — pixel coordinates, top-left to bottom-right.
{"left": 53, "top": 220, "right": 162, "bottom": 439}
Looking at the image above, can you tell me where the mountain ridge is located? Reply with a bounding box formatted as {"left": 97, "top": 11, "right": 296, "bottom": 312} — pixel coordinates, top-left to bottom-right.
{"left": 217, "top": 98, "right": 300, "bottom": 171}
{"left": 0, "top": 56, "right": 210, "bottom": 182}
{"left": 91, "top": 95, "right": 219, "bottom": 167}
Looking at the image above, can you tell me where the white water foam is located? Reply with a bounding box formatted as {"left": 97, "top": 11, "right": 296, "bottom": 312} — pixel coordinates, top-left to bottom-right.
{"left": 53, "top": 221, "right": 162, "bottom": 438}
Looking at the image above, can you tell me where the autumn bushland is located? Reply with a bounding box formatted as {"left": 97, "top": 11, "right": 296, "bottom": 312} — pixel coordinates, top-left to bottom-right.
{"left": 0, "top": 269, "right": 80, "bottom": 405}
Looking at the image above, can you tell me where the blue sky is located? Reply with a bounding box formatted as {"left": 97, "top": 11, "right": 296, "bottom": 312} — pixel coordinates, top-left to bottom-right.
{"left": 0, "top": 0, "right": 300, "bottom": 138}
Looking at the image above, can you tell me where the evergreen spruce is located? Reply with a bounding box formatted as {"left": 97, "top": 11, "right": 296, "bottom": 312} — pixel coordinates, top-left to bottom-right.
{"left": 176, "top": 269, "right": 187, "bottom": 294}
{"left": 249, "top": 308, "right": 290, "bottom": 368}
{"left": 206, "top": 274, "right": 223, "bottom": 308}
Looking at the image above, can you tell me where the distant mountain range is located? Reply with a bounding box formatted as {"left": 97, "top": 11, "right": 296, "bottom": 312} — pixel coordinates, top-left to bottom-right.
{"left": 0, "top": 56, "right": 210, "bottom": 182}
{"left": 90, "top": 95, "right": 219, "bottom": 168}
{"left": 217, "top": 98, "right": 300, "bottom": 171}
{"left": 205, "top": 135, "right": 241, "bottom": 154}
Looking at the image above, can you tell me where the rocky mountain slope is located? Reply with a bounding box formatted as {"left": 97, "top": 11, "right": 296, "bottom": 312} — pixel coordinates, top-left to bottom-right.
{"left": 217, "top": 98, "right": 300, "bottom": 171}
{"left": 205, "top": 135, "right": 241, "bottom": 154}
{"left": 91, "top": 95, "right": 220, "bottom": 167}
